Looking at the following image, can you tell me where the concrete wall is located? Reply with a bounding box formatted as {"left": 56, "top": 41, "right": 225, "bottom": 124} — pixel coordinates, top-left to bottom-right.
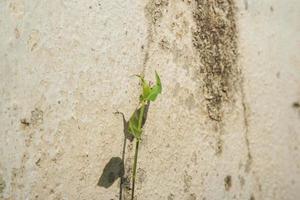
{"left": 0, "top": 0, "right": 299, "bottom": 199}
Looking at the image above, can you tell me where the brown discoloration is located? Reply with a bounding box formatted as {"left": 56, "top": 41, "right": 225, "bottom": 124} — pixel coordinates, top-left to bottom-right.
{"left": 224, "top": 175, "right": 232, "bottom": 191}
{"left": 20, "top": 118, "right": 30, "bottom": 126}
{"left": 192, "top": 0, "right": 238, "bottom": 122}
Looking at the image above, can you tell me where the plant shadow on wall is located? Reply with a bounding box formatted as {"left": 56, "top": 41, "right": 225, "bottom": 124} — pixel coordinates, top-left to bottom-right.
{"left": 98, "top": 72, "right": 162, "bottom": 200}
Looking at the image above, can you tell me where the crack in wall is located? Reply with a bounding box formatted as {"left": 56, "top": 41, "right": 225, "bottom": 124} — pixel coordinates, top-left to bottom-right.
{"left": 241, "top": 87, "right": 253, "bottom": 173}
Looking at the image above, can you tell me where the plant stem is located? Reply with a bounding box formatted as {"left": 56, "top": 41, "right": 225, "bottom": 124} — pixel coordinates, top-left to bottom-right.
{"left": 131, "top": 139, "right": 139, "bottom": 200}
{"left": 137, "top": 102, "right": 145, "bottom": 133}
{"left": 131, "top": 102, "right": 145, "bottom": 200}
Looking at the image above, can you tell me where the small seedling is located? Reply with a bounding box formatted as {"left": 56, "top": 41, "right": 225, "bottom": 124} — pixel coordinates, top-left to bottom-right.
{"left": 128, "top": 71, "right": 162, "bottom": 200}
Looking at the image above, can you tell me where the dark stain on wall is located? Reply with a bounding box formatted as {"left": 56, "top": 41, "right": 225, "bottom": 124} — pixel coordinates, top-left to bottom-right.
{"left": 224, "top": 175, "right": 232, "bottom": 191}
{"left": 192, "top": 0, "right": 238, "bottom": 122}
{"left": 293, "top": 102, "right": 300, "bottom": 108}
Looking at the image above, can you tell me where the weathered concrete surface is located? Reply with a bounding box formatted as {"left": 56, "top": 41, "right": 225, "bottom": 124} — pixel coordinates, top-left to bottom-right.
{"left": 0, "top": 0, "right": 299, "bottom": 200}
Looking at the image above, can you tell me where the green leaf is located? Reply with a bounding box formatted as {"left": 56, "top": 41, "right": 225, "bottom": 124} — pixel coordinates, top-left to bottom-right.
{"left": 144, "top": 71, "right": 162, "bottom": 102}
{"left": 128, "top": 109, "right": 141, "bottom": 139}
{"left": 137, "top": 71, "right": 162, "bottom": 102}
{"left": 141, "top": 78, "right": 151, "bottom": 101}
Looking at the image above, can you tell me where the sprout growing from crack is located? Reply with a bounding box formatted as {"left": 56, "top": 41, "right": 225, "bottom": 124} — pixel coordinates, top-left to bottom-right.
{"left": 128, "top": 71, "right": 162, "bottom": 200}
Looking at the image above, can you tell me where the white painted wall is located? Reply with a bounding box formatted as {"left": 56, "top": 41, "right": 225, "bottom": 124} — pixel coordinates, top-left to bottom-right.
{"left": 0, "top": 0, "right": 299, "bottom": 199}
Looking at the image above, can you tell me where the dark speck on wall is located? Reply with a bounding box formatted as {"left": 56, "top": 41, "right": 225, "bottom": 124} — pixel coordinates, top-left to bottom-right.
{"left": 293, "top": 102, "right": 300, "bottom": 108}
{"left": 224, "top": 175, "right": 232, "bottom": 191}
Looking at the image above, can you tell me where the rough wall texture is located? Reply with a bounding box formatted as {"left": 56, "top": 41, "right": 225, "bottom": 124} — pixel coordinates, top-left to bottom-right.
{"left": 0, "top": 0, "right": 299, "bottom": 200}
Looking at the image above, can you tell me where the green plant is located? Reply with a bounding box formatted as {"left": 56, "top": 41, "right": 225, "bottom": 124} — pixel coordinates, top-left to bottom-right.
{"left": 128, "top": 71, "right": 162, "bottom": 200}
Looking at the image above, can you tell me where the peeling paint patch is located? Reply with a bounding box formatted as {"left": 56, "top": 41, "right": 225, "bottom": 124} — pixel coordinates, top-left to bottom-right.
{"left": 192, "top": 0, "right": 238, "bottom": 122}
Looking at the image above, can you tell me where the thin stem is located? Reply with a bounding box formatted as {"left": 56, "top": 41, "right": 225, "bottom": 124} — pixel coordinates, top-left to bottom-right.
{"left": 131, "top": 102, "right": 145, "bottom": 200}
{"left": 131, "top": 139, "right": 139, "bottom": 200}
{"left": 137, "top": 102, "right": 145, "bottom": 134}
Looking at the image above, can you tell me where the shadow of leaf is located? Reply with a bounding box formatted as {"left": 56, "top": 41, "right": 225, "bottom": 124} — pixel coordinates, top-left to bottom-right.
{"left": 98, "top": 105, "right": 150, "bottom": 198}
{"left": 97, "top": 157, "right": 124, "bottom": 188}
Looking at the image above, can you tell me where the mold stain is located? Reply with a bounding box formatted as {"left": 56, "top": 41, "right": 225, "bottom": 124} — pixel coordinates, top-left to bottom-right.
{"left": 191, "top": 0, "right": 255, "bottom": 169}
{"left": 192, "top": 0, "right": 239, "bottom": 122}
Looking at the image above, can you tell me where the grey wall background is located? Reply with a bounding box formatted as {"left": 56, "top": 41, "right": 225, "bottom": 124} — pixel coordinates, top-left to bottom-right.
{"left": 0, "top": 0, "right": 299, "bottom": 199}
